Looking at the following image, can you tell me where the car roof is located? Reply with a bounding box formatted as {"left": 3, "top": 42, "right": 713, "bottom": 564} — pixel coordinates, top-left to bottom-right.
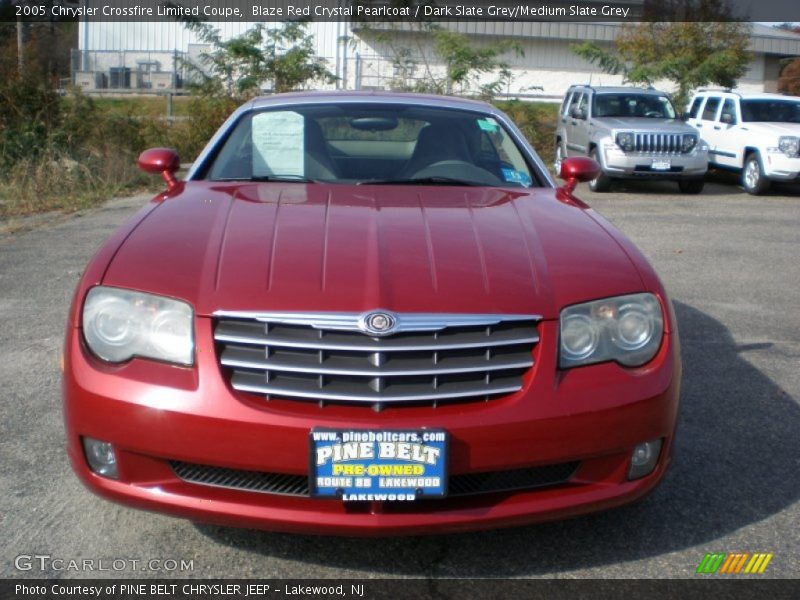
{"left": 248, "top": 91, "right": 497, "bottom": 113}
{"left": 736, "top": 93, "right": 799, "bottom": 101}
{"left": 568, "top": 86, "right": 669, "bottom": 96}
{"left": 692, "top": 91, "right": 799, "bottom": 101}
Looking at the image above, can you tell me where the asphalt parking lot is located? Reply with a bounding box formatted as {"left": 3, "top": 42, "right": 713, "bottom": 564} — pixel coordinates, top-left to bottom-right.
{"left": 1, "top": 174, "right": 798, "bottom": 580}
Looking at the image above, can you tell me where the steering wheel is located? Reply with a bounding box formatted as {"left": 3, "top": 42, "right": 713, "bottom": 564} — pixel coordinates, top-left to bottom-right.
{"left": 410, "top": 160, "right": 504, "bottom": 185}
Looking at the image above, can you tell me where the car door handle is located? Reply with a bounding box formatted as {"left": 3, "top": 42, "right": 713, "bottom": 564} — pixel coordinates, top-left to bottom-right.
{"left": 561, "top": 118, "right": 567, "bottom": 123}
{"left": 713, "top": 125, "right": 721, "bottom": 130}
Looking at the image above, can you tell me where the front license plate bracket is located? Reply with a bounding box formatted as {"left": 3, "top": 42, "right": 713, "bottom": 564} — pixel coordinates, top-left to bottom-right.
{"left": 651, "top": 159, "right": 672, "bottom": 170}
{"left": 309, "top": 429, "right": 448, "bottom": 501}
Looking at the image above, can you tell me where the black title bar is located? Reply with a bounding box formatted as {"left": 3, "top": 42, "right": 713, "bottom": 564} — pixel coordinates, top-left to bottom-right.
{"left": 3, "top": 0, "right": 800, "bottom": 23}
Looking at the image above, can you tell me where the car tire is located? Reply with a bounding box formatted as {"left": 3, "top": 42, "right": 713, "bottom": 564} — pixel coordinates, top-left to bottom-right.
{"left": 678, "top": 179, "right": 705, "bottom": 194}
{"left": 588, "top": 149, "right": 612, "bottom": 192}
{"left": 742, "top": 152, "right": 771, "bottom": 195}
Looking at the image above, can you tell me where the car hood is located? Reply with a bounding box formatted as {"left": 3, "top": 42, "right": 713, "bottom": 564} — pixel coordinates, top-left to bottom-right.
{"left": 592, "top": 117, "right": 693, "bottom": 133}
{"left": 102, "top": 182, "right": 646, "bottom": 319}
{"left": 742, "top": 121, "right": 800, "bottom": 136}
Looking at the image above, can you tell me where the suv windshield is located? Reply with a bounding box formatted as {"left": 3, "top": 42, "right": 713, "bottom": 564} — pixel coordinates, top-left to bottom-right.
{"left": 593, "top": 94, "right": 676, "bottom": 119}
{"left": 740, "top": 99, "right": 800, "bottom": 123}
{"left": 202, "top": 103, "right": 536, "bottom": 188}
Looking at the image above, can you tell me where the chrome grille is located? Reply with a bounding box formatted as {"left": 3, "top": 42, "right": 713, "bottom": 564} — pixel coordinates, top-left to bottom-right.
{"left": 213, "top": 311, "right": 540, "bottom": 410}
{"left": 634, "top": 132, "right": 684, "bottom": 154}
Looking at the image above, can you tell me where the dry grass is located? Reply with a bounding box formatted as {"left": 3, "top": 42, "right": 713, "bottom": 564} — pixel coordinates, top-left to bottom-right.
{"left": 0, "top": 148, "right": 153, "bottom": 218}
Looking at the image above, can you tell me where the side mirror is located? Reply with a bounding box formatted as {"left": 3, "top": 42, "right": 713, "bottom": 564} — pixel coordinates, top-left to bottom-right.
{"left": 680, "top": 112, "right": 690, "bottom": 121}
{"left": 559, "top": 157, "right": 601, "bottom": 193}
{"left": 720, "top": 113, "right": 734, "bottom": 125}
{"left": 570, "top": 106, "right": 585, "bottom": 120}
{"left": 138, "top": 148, "right": 181, "bottom": 190}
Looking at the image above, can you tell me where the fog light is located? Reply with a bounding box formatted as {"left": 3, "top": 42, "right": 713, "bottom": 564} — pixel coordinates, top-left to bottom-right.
{"left": 82, "top": 437, "right": 118, "bottom": 479}
{"left": 628, "top": 439, "right": 662, "bottom": 480}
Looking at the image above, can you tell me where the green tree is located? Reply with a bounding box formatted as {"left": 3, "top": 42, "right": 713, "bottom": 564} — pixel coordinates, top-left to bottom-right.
{"left": 432, "top": 29, "right": 521, "bottom": 96}
{"left": 182, "top": 20, "right": 337, "bottom": 100}
{"left": 359, "top": 21, "right": 521, "bottom": 98}
{"left": 573, "top": 20, "right": 751, "bottom": 109}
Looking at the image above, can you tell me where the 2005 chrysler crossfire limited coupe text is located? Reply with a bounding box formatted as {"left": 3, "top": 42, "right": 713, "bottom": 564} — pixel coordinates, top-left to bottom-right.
{"left": 63, "top": 92, "right": 681, "bottom": 535}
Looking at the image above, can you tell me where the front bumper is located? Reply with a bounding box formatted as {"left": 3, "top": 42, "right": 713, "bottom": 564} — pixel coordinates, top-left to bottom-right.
{"left": 602, "top": 146, "right": 708, "bottom": 179}
{"left": 763, "top": 152, "right": 800, "bottom": 181}
{"left": 63, "top": 317, "right": 681, "bottom": 536}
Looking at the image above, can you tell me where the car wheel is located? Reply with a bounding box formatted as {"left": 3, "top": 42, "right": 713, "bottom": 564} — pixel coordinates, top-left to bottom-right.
{"left": 742, "top": 152, "right": 771, "bottom": 195}
{"left": 678, "top": 179, "right": 705, "bottom": 194}
{"left": 554, "top": 144, "right": 565, "bottom": 175}
{"left": 588, "top": 149, "right": 612, "bottom": 192}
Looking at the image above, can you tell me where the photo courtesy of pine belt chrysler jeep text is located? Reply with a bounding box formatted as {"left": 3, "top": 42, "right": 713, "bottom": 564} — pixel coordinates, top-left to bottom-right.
{"left": 555, "top": 85, "right": 709, "bottom": 194}
{"left": 62, "top": 92, "right": 681, "bottom": 535}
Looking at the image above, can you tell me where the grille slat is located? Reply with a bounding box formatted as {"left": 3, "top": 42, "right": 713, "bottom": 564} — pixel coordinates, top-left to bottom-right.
{"left": 215, "top": 320, "right": 539, "bottom": 352}
{"left": 170, "top": 461, "right": 579, "bottom": 498}
{"left": 214, "top": 312, "right": 539, "bottom": 407}
{"left": 230, "top": 370, "right": 525, "bottom": 403}
{"left": 220, "top": 345, "right": 534, "bottom": 377}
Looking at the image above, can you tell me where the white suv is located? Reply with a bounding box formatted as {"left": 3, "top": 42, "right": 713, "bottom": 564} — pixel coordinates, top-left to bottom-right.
{"left": 685, "top": 90, "right": 800, "bottom": 194}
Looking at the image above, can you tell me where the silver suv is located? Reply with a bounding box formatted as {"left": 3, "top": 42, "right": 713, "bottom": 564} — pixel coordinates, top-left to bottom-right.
{"left": 555, "top": 85, "right": 709, "bottom": 193}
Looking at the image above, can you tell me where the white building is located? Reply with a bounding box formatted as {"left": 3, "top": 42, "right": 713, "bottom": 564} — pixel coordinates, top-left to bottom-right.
{"left": 75, "top": 20, "right": 800, "bottom": 99}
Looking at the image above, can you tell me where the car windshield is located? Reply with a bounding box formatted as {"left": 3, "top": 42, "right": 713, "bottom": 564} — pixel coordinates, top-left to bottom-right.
{"left": 593, "top": 93, "right": 676, "bottom": 119}
{"left": 202, "top": 103, "right": 537, "bottom": 187}
{"left": 740, "top": 99, "right": 800, "bottom": 123}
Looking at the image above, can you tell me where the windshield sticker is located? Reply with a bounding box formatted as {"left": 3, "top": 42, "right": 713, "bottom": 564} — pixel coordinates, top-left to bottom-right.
{"left": 477, "top": 118, "right": 499, "bottom": 132}
{"left": 252, "top": 111, "right": 304, "bottom": 178}
{"left": 501, "top": 168, "right": 532, "bottom": 186}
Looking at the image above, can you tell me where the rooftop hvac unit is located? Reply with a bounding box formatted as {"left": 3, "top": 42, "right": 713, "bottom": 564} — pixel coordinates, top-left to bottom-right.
{"left": 109, "top": 67, "right": 131, "bottom": 89}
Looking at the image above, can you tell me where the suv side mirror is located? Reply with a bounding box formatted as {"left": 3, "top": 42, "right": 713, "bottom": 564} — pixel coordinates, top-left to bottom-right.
{"left": 138, "top": 148, "right": 181, "bottom": 190}
{"left": 559, "top": 157, "right": 600, "bottom": 193}
{"left": 720, "top": 113, "right": 734, "bottom": 125}
{"left": 570, "top": 106, "right": 586, "bottom": 120}
{"left": 680, "top": 112, "right": 690, "bottom": 121}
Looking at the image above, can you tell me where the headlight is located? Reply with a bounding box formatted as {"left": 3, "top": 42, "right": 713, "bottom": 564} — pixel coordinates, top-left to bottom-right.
{"left": 681, "top": 134, "right": 698, "bottom": 153}
{"left": 559, "top": 293, "right": 664, "bottom": 369}
{"left": 615, "top": 131, "right": 635, "bottom": 152}
{"left": 778, "top": 136, "right": 799, "bottom": 157}
{"left": 82, "top": 286, "right": 194, "bottom": 365}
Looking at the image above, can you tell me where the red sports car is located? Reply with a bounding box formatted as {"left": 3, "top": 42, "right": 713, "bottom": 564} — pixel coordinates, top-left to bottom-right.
{"left": 63, "top": 92, "right": 681, "bottom": 535}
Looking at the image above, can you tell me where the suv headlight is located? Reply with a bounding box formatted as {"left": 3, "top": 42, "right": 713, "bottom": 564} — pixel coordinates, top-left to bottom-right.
{"left": 559, "top": 293, "right": 664, "bottom": 369}
{"left": 82, "top": 286, "right": 194, "bottom": 365}
{"left": 778, "top": 136, "right": 799, "bottom": 157}
{"left": 681, "top": 134, "right": 698, "bottom": 153}
{"left": 615, "top": 131, "right": 635, "bottom": 152}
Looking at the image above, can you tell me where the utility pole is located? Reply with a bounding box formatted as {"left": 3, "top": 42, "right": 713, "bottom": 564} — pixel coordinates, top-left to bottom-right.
{"left": 17, "top": 15, "right": 25, "bottom": 74}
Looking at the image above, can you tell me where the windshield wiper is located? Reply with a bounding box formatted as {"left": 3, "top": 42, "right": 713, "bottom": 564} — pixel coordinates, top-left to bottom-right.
{"left": 357, "top": 176, "right": 484, "bottom": 187}
{"left": 212, "top": 175, "right": 320, "bottom": 183}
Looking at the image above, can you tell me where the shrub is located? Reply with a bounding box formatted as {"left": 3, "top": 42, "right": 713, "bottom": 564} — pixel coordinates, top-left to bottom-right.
{"left": 493, "top": 100, "right": 558, "bottom": 160}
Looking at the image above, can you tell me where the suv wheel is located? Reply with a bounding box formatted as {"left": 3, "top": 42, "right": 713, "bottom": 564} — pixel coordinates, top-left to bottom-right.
{"left": 678, "top": 179, "right": 705, "bottom": 194}
{"left": 588, "top": 149, "right": 612, "bottom": 192}
{"left": 742, "top": 152, "right": 771, "bottom": 195}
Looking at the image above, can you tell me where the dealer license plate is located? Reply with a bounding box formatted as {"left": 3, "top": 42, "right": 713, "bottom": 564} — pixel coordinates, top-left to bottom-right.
{"left": 309, "top": 429, "right": 448, "bottom": 501}
{"left": 651, "top": 159, "right": 672, "bottom": 170}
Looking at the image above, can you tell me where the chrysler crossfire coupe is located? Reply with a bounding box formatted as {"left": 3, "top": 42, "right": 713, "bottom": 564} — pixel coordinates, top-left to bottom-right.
{"left": 63, "top": 92, "right": 681, "bottom": 535}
